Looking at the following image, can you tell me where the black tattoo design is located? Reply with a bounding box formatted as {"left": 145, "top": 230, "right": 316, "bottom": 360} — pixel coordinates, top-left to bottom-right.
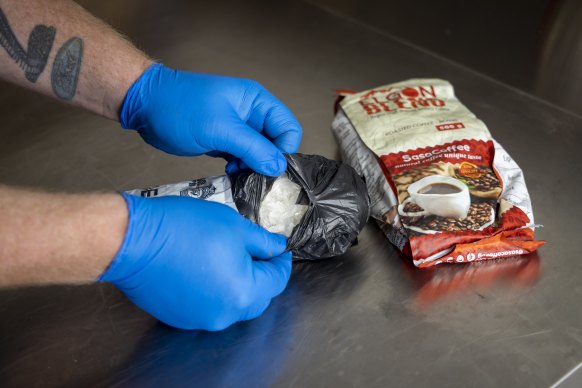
{"left": 51, "top": 37, "right": 83, "bottom": 100}
{"left": 0, "top": 7, "right": 55, "bottom": 82}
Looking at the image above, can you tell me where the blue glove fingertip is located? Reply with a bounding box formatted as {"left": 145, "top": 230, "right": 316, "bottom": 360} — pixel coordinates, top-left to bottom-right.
{"left": 265, "top": 153, "right": 287, "bottom": 177}
{"left": 251, "top": 251, "right": 292, "bottom": 299}
{"left": 225, "top": 160, "right": 239, "bottom": 175}
{"left": 244, "top": 221, "right": 289, "bottom": 259}
{"left": 225, "top": 159, "right": 251, "bottom": 175}
{"left": 272, "top": 233, "right": 289, "bottom": 254}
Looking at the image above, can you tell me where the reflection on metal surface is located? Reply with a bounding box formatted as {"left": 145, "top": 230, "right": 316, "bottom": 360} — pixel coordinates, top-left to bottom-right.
{"left": 65, "top": 256, "right": 364, "bottom": 387}
{"left": 292, "top": 255, "right": 365, "bottom": 296}
{"left": 536, "top": 0, "right": 582, "bottom": 116}
{"left": 402, "top": 253, "right": 541, "bottom": 308}
{"left": 73, "top": 301, "right": 296, "bottom": 387}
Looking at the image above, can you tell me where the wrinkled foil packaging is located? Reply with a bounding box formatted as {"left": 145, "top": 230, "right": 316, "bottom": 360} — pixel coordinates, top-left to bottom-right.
{"left": 332, "top": 79, "right": 544, "bottom": 267}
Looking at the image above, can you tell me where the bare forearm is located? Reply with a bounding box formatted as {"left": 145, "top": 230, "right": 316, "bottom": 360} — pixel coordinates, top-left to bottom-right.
{"left": 0, "top": 0, "right": 152, "bottom": 119}
{"left": 0, "top": 186, "right": 127, "bottom": 286}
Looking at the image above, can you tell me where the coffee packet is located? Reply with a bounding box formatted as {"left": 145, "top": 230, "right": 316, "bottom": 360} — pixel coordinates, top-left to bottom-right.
{"left": 332, "top": 79, "right": 544, "bottom": 267}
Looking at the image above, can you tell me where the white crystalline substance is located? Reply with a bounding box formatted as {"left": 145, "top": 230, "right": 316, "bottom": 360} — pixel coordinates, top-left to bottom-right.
{"left": 259, "top": 175, "right": 308, "bottom": 237}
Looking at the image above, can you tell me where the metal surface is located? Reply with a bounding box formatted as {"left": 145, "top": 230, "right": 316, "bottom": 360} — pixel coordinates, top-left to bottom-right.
{"left": 308, "top": 0, "right": 582, "bottom": 117}
{"left": 0, "top": 0, "right": 581, "bottom": 387}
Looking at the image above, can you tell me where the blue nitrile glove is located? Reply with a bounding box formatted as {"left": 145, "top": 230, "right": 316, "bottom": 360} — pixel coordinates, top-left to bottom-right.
{"left": 99, "top": 193, "right": 292, "bottom": 331}
{"left": 120, "top": 64, "right": 302, "bottom": 177}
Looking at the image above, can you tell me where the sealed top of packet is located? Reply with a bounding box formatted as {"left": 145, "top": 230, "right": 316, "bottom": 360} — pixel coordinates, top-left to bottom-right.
{"left": 331, "top": 79, "right": 544, "bottom": 268}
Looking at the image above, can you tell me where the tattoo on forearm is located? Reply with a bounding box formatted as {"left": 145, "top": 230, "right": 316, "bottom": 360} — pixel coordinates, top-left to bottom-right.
{"left": 51, "top": 37, "right": 83, "bottom": 100}
{"left": 0, "top": 7, "right": 84, "bottom": 101}
{"left": 0, "top": 7, "right": 55, "bottom": 83}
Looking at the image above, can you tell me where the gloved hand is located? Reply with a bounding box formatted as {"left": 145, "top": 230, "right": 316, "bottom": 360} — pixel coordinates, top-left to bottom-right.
{"left": 99, "top": 193, "right": 292, "bottom": 331}
{"left": 120, "top": 64, "right": 302, "bottom": 177}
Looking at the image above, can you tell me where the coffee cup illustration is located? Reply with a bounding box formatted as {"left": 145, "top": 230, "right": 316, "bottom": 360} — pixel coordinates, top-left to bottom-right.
{"left": 408, "top": 175, "right": 470, "bottom": 219}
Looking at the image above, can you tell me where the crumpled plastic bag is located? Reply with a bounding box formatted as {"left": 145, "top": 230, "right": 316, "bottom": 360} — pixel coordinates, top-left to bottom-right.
{"left": 230, "top": 153, "right": 370, "bottom": 260}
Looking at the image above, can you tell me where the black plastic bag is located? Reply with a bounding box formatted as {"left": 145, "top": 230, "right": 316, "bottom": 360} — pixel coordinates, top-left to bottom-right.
{"left": 230, "top": 153, "right": 370, "bottom": 260}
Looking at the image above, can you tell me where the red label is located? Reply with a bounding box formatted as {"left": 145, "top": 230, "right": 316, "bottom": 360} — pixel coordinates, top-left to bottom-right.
{"left": 410, "top": 206, "right": 539, "bottom": 262}
{"left": 380, "top": 139, "right": 495, "bottom": 175}
{"left": 436, "top": 122, "right": 465, "bottom": 131}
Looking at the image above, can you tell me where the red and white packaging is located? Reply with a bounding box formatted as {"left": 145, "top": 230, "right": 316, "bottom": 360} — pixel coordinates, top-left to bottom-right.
{"left": 331, "top": 79, "right": 544, "bottom": 268}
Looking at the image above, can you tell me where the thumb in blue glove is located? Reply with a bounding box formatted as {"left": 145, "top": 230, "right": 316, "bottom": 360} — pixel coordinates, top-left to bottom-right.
{"left": 99, "top": 193, "right": 292, "bottom": 331}
{"left": 120, "top": 64, "right": 302, "bottom": 177}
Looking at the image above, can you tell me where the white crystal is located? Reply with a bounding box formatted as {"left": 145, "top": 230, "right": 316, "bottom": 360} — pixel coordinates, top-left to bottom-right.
{"left": 259, "top": 175, "right": 308, "bottom": 237}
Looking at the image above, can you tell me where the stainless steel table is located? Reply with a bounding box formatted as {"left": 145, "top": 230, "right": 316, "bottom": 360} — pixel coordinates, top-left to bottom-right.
{"left": 1, "top": 1, "right": 581, "bottom": 387}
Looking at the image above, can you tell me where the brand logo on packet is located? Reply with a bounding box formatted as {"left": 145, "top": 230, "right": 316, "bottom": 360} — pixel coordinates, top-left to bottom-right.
{"left": 458, "top": 162, "right": 482, "bottom": 179}
{"left": 358, "top": 85, "right": 446, "bottom": 116}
